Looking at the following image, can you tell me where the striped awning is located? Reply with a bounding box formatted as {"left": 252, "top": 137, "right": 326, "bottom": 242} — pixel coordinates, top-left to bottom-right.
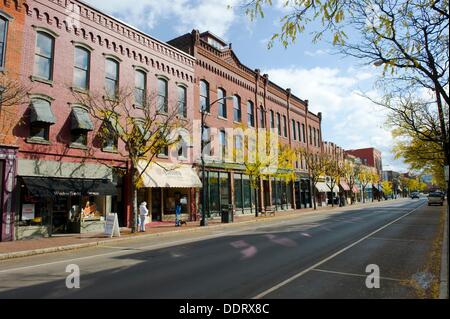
{"left": 340, "top": 181, "right": 350, "bottom": 191}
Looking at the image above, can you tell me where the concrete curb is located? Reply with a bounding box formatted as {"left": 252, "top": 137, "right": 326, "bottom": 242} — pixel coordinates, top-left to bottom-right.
{"left": 0, "top": 198, "right": 409, "bottom": 261}
{"left": 439, "top": 206, "right": 448, "bottom": 299}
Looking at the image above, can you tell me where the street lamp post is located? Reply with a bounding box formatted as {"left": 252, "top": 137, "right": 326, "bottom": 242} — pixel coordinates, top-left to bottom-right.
{"left": 200, "top": 96, "right": 234, "bottom": 227}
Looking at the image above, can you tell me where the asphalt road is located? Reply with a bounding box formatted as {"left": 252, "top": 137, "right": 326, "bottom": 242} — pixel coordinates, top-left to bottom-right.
{"left": 0, "top": 198, "right": 443, "bottom": 299}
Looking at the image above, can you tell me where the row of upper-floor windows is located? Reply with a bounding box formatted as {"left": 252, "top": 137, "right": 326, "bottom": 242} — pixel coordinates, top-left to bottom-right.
{"left": 32, "top": 30, "right": 188, "bottom": 117}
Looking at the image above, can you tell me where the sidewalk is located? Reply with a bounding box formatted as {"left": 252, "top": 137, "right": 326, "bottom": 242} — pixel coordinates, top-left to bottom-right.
{"left": 0, "top": 198, "right": 408, "bottom": 260}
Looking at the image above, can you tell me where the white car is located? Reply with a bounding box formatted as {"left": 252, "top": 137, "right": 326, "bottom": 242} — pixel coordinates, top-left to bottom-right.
{"left": 428, "top": 193, "right": 444, "bottom": 206}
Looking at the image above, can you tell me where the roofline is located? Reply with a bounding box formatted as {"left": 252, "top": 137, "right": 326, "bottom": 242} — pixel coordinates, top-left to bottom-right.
{"left": 76, "top": 0, "right": 195, "bottom": 62}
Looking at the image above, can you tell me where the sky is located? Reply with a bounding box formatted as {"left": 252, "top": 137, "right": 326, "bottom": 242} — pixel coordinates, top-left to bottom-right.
{"left": 83, "top": 0, "right": 407, "bottom": 172}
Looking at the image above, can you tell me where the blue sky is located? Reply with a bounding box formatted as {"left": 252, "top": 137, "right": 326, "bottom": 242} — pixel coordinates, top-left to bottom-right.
{"left": 84, "top": 0, "right": 407, "bottom": 172}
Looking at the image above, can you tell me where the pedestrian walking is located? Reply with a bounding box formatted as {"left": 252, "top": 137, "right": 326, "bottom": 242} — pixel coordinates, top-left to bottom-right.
{"left": 139, "top": 201, "right": 149, "bottom": 232}
{"left": 175, "top": 203, "right": 182, "bottom": 227}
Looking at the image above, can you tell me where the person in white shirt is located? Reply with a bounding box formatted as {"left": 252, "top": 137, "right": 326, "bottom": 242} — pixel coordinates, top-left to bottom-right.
{"left": 139, "top": 201, "right": 149, "bottom": 232}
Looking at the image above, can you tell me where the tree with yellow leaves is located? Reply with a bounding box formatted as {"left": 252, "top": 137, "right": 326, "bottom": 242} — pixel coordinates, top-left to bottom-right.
{"left": 357, "top": 166, "right": 374, "bottom": 203}
{"left": 297, "top": 147, "right": 327, "bottom": 210}
{"left": 73, "top": 86, "right": 185, "bottom": 232}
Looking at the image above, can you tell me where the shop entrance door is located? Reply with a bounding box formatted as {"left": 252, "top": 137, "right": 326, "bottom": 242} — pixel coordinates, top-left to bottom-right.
{"left": 294, "top": 181, "right": 301, "bottom": 209}
{"left": 52, "top": 196, "right": 69, "bottom": 234}
{"left": 151, "top": 188, "right": 162, "bottom": 221}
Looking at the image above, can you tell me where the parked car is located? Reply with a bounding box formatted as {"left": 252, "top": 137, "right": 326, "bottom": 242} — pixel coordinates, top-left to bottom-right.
{"left": 410, "top": 192, "right": 420, "bottom": 199}
{"left": 428, "top": 192, "right": 444, "bottom": 206}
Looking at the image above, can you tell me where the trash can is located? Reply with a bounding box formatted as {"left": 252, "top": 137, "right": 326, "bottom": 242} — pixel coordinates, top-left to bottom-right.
{"left": 221, "top": 205, "right": 234, "bottom": 223}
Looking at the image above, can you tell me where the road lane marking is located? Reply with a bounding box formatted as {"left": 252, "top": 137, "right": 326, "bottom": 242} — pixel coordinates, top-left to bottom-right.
{"left": 0, "top": 200, "right": 420, "bottom": 275}
{"left": 311, "top": 268, "right": 404, "bottom": 282}
{"left": 0, "top": 217, "right": 319, "bottom": 274}
{"left": 252, "top": 201, "right": 426, "bottom": 299}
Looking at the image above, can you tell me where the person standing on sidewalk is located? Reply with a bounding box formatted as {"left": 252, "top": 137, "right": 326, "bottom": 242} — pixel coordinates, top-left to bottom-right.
{"left": 139, "top": 202, "right": 149, "bottom": 232}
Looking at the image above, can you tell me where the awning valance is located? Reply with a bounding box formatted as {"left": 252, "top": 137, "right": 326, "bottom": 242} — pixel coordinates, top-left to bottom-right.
{"left": 71, "top": 107, "right": 94, "bottom": 131}
{"left": 340, "top": 181, "right": 350, "bottom": 191}
{"left": 137, "top": 160, "right": 202, "bottom": 188}
{"left": 30, "top": 99, "right": 56, "bottom": 124}
{"left": 21, "top": 176, "right": 117, "bottom": 197}
{"left": 315, "top": 182, "right": 339, "bottom": 193}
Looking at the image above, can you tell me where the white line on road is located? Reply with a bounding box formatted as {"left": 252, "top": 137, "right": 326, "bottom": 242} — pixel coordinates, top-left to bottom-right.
{"left": 252, "top": 201, "right": 426, "bottom": 299}
{"left": 0, "top": 200, "right": 420, "bottom": 275}
{"left": 311, "top": 268, "right": 404, "bottom": 282}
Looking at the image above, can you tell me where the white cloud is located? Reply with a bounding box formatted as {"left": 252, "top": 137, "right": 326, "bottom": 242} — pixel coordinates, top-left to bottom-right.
{"left": 304, "top": 49, "right": 330, "bottom": 57}
{"left": 84, "top": 0, "right": 239, "bottom": 38}
{"left": 263, "top": 66, "right": 408, "bottom": 172}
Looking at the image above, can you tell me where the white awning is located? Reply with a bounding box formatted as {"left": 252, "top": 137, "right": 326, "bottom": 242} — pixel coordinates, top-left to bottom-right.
{"left": 137, "top": 161, "right": 202, "bottom": 188}
{"left": 315, "top": 182, "right": 339, "bottom": 193}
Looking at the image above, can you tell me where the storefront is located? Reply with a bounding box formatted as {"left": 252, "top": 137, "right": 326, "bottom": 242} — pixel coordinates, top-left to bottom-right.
{"left": 0, "top": 147, "right": 17, "bottom": 242}
{"left": 315, "top": 181, "right": 339, "bottom": 206}
{"left": 339, "top": 180, "right": 351, "bottom": 205}
{"left": 15, "top": 159, "right": 121, "bottom": 239}
{"left": 271, "top": 177, "right": 293, "bottom": 211}
{"left": 17, "top": 176, "right": 118, "bottom": 237}
{"left": 137, "top": 161, "right": 202, "bottom": 222}
{"left": 294, "top": 177, "right": 312, "bottom": 209}
{"left": 233, "top": 173, "right": 258, "bottom": 215}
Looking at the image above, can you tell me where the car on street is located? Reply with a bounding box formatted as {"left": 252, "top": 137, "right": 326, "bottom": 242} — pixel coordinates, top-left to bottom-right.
{"left": 428, "top": 192, "right": 444, "bottom": 206}
{"left": 410, "top": 192, "right": 420, "bottom": 199}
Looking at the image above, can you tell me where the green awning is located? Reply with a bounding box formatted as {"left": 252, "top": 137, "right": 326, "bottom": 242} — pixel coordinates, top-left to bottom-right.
{"left": 71, "top": 107, "right": 93, "bottom": 131}
{"left": 30, "top": 100, "right": 56, "bottom": 124}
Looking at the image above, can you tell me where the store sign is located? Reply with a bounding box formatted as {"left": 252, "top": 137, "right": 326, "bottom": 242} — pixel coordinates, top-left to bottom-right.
{"left": 22, "top": 204, "right": 35, "bottom": 220}
{"left": 54, "top": 191, "right": 101, "bottom": 196}
{"left": 105, "top": 213, "right": 120, "bottom": 238}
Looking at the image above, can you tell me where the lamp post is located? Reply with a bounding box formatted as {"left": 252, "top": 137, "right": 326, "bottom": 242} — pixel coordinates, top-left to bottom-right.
{"left": 200, "top": 95, "right": 234, "bottom": 226}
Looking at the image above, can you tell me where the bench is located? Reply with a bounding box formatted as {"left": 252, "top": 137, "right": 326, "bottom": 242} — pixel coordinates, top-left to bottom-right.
{"left": 260, "top": 206, "right": 276, "bottom": 217}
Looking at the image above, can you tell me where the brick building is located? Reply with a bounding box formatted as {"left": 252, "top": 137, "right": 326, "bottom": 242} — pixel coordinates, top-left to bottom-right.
{"left": 6, "top": 0, "right": 198, "bottom": 240}
{"left": 169, "top": 30, "right": 323, "bottom": 215}
{"left": 1, "top": 0, "right": 26, "bottom": 241}
{"left": 345, "top": 147, "right": 383, "bottom": 200}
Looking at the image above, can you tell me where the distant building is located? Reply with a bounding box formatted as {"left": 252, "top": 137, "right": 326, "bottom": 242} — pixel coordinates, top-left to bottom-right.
{"left": 345, "top": 147, "right": 383, "bottom": 177}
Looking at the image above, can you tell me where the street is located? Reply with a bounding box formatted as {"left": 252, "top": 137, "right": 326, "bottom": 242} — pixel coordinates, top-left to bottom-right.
{"left": 0, "top": 199, "right": 444, "bottom": 299}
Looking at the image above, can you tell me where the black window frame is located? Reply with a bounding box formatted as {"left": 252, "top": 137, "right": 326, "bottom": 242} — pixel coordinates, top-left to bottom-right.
{"left": 217, "top": 88, "right": 227, "bottom": 118}
{"left": 0, "top": 15, "right": 8, "bottom": 70}
{"left": 200, "top": 80, "right": 210, "bottom": 112}
{"left": 233, "top": 95, "right": 241, "bottom": 123}
{"left": 247, "top": 100, "right": 255, "bottom": 127}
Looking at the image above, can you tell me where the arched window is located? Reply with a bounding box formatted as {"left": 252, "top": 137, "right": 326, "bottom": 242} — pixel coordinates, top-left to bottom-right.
{"left": 178, "top": 85, "right": 187, "bottom": 118}
{"left": 157, "top": 78, "right": 168, "bottom": 112}
{"left": 247, "top": 101, "right": 254, "bottom": 127}
{"left": 259, "top": 105, "right": 265, "bottom": 128}
{"left": 233, "top": 95, "right": 241, "bottom": 122}
{"left": 134, "top": 70, "right": 146, "bottom": 107}
{"left": 34, "top": 31, "right": 55, "bottom": 80}
{"left": 73, "top": 46, "right": 90, "bottom": 90}
{"left": 200, "top": 80, "right": 209, "bottom": 112}
{"left": 105, "top": 58, "right": 119, "bottom": 98}
{"left": 0, "top": 16, "right": 9, "bottom": 69}
{"left": 217, "top": 88, "right": 226, "bottom": 118}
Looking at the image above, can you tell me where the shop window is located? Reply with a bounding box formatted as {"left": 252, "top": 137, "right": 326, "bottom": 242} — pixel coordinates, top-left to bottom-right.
{"left": 74, "top": 46, "right": 90, "bottom": 90}
{"left": 218, "top": 88, "right": 226, "bottom": 118}
{"left": 34, "top": 31, "right": 55, "bottom": 80}
{"left": 234, "top": 174, "right": 243, "bottom": 211}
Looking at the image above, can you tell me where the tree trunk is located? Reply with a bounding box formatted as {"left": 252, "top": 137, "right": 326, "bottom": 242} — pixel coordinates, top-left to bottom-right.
{"left": 312, "top": 180, "right": 317, "bottom": 210}
{"left": 130, "top": 163, "right": 138, "bottom": 233}
{"left": 363, "top": 186, "right": 366, "bottom": 203}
